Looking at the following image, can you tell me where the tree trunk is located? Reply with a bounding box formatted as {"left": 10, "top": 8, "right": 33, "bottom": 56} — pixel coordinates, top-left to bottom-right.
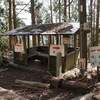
{"left": 95, "top": 0, "right": 100, "bottom": 46}
{"left": 79, "top": 0, "right": 87, "bottom": 68}
{"left": 8, "top": 0, "right": 13, "bottom": 49}
{"left": 8, "top": 0, "right": 12, "bottom": 30}
{"left": 92, "top": 1, "right": 96, "bottom": 46}
{"left": 58, "top": 0, "right": 61, "bottom": 23}
{"left": 50, "top": 0, "right": 53, "bottom": 23}
{"left": 64, "top": 0, "right": 67, "bottom": 22}
{"left": 31, "top": 0, "right": 35, "bottom": 25}
{"left": 68, "top": 0, "right": 71, "bottom": 20}
{"left": 31, "top": 0, "right": 36, "bottom": 45}
{"left": 90, "top": 0, "right": 93, "bottom": 46}
{"left": 13, "top": 0, "right": 16, "bottom": 28}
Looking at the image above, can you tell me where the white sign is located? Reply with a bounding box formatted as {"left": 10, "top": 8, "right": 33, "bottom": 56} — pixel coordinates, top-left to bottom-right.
{"left": 15, "top": 43, "right": 24, "bottom": 53}
{"left": 90, "top": 46, "right": 100, "bottom": 66}
{"left": 50, "top": 45, "right": 65, "bottom": 57}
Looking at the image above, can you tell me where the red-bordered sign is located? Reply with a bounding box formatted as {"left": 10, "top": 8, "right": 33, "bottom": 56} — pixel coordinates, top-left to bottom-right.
{"left": 15, "top": 43, "right": 24, "bottom": 53}
{"left": 50, "top": 45, "right": 65, "bottom": 57}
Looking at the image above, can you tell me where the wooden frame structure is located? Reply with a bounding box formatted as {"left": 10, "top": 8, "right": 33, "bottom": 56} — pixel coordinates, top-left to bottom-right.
{"left": 1, "top": 22, "right": 80, "bottom": 74}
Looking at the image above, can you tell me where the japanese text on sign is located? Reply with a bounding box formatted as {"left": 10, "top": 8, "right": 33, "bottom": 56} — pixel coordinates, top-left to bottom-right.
{"left": 50, "top": 45, "right": 65, "bottom": 57}
{"left": 15, "top": 43, "right": 24, "bottom": 53}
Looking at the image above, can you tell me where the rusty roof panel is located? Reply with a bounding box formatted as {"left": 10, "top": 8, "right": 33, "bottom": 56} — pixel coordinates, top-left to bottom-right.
{"left": 2, "top": 22, "right": 79, "bottom": 36}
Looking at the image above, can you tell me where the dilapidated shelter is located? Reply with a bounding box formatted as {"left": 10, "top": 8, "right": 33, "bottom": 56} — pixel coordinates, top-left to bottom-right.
{"left": 1, "top": 22, "right": 80, "bottom": 75}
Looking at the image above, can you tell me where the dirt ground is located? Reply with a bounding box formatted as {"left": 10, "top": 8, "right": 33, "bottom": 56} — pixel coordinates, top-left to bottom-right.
{"left": 0, "top": 61, "right": 89, "bottom": 100}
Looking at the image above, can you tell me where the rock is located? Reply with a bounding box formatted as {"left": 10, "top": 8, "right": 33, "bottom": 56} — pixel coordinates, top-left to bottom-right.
{"left": 93, "top": 94, "right": 100, "bottom": 100}
{"left": 0, "top": 87, "right": 27, "bottom": 100}
{"left": 63, "top": 68, "right": 80, "bottom": 79}
{"left": 71, "top": 93, "right": 93, "bottom": 100}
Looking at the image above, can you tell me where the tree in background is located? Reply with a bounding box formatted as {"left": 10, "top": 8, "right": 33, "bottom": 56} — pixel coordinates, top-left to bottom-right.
{"left": 0, "top": 0, "right": 7, "bottom": 32}
{"left": 71, "top": 0, "right": 79, "bottom": 22}
{"left": 50, "top": 0, "right": 53, "bottom": 23}
{"left": 31, "top": 0, "right": 35, "bottom": 24}
{"left": 0, "top": 0, "right": 26, "bottom": 33}
{"left": 47, "top": 0, "right": 78, "bottom": 23}
{"left": 30, "top": 0, "right": 42, "bottom": 24}
{"left": 41, "top": 8, "right": 51, "bottom": 24}
{"left": 53, "top": 0, "right": 63, "bottom": 23}
{"left": 95, "top": 0, "right": 100, "bottom": 46}
{"left": 16, "top": 17, "right": 25, "bottom": 27}
{"left": 64, "top": 0, "right": 67, "bottom": 22}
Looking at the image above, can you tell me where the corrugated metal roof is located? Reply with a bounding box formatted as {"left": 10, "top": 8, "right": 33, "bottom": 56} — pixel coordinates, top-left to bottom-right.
{"left": 1, "top": 22, "right": 80, "bottom": 36}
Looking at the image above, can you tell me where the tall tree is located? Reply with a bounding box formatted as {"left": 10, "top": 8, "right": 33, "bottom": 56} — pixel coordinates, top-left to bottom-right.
{"left": 8, "top": 0, "right": 12, "bottom": 30}
{"left": 8, "top": 0, "right": 13, "bottom": 49}
{"left": 50, "top": 0, "right": 53, "bottom": 23}
{"left": 58, "top": 0, "right": 61, "bottom": 22}
{"left": 0, "top": 1, "right": 6, "bottom": 32}
{"left": 31, "top": 0, "right": 35, "bottom": 25}
{"left": 68, "top": 0, "right": 71, "bottom": 20}
{"left": 79, "top": 0, "right": 87, "bottom": 67}
{"left": 64, "top": 0, "right": 67, "bottom": 22}
{"left": 30, "top": 0, "right": 42, "bottom": 24}
{"left": 90, "top": 0, "right": 93, "bottom": 46}
{"left": 13, "top": 0, "right": 17, "bottom": 28}
{"left": 95, "top": 0, "right": 100, "bottom": 46}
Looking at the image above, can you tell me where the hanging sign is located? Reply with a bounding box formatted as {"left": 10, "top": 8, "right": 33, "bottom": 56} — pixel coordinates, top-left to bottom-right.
{"left": 90, "top": 46, "right": 100, "bottom": 66}
{"left": 50, "top": 45, "right": 65, "bottom": 57}
{"left": 15, "top": 43, "right": 24, "bottom": 53}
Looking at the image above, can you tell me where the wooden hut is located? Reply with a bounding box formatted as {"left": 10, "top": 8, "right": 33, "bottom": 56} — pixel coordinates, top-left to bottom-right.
{"left": 1, "top": 22, "right": 80, "bottom": 75}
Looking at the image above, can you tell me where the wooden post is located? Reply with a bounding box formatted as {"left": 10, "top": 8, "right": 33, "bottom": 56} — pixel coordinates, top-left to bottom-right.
{"left": 49, "top": 35, "right": 51, "bottom": 44}
{"left": 74, "top": 34, "right": 76, "bottom": 65}
{"left": 56, "top": 35, "right": 59, "bottom": 44}
{"left": 56, "top": 52, "right": 62, "bottom": 77}
{"left": 23, "top": 36, "right": 28, "bottom": 65}
{"left": 27, "top": 35, "right": 30, "bottom": 49}
{"left": 38, "top": 35, "right": 40, "bottom": 46}
{"left": 32, "top": 35, "right": 36, "bottom": 46}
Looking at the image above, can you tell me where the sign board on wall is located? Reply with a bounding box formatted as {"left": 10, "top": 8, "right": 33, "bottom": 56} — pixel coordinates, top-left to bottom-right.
{"left": 90, "top": 46, "right": 100, "bottom": 66}
{"left": 50, "top": 45, "right": 65, "bottom": 57}
{"left": 15, "top": 43, "right": 24, "bottom": 53}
